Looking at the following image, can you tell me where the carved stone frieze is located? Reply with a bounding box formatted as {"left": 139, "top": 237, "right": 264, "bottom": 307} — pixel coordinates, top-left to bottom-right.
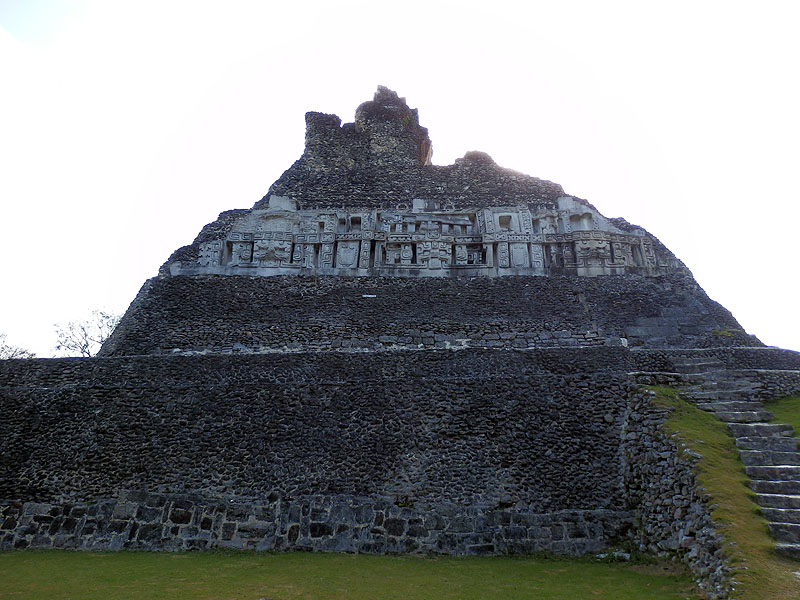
{"left": 174, "top": 195, "right": 685, "bottom": 278}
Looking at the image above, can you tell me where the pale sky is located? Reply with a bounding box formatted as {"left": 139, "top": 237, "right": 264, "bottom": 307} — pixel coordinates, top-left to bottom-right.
{"left": 1, "top": 0, "right": 798, "bottom": 356}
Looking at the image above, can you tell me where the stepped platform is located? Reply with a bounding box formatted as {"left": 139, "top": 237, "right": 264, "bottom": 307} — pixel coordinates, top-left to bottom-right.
{"left": 669, "top": 356, "right": 800, "bottom": 561}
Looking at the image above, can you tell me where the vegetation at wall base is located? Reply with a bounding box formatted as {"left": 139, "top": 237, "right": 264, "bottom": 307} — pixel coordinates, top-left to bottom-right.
{"left": 650, "top": 386, "right": 800, "bottom": 599}
{"left": 0, "top": 550, "right": 698, "bottom": 600}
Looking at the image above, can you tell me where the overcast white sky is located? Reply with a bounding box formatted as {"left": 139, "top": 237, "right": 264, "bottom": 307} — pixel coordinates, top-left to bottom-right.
{"left": 1, "top": 0, "right": 798, "bottom": 356}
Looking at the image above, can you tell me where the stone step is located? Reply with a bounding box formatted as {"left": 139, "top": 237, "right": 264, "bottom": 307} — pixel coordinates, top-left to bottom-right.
{"left": 684, "top": 390, "right": 756, "bottom": 401}
{"left": 745, "top": 465, "right": 800, "bottom": 480}
{"left": 768, "top": 522, "right": 800, "bottom": 543}
{"left": 672, "top": 360, "right": 725, "bottom": 372}
{"left": 697, "top": 401, "right": 765, "bottom": 412}
{"left": 675, "top": 373, "right": 706, "bottom": 385}
{"left": 775, "top": 543, "right": 800, "bottom": 560}
{"left": 761, "top": 508, "right": 800, "bottom": 524}
{"left": 756, "top": 494, "right": 800, "bottom": 509}
{"left": 749, "top": 480, "right": 800, "bottom": 495}
{"left": 671, "top": 356, "right": 724, "bottom": 362}
{"left": 715, "top": 410, "right": 773, "bottom": 423}
{"left": 729, "top": 423, "right": 794, "bottom": 438}
{"left": 736, "top": 437, "right": 799, "bottom": 451}
{"left": 739, "top": 450, "right": 800, "bottom": 466}
{"left": 683, "top": 380, "right": 758, "bottom": 392}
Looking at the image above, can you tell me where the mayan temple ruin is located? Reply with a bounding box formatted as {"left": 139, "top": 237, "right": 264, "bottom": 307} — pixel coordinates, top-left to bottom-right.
{"left": 2, "top": 87, "right": 800, "bottom": 598}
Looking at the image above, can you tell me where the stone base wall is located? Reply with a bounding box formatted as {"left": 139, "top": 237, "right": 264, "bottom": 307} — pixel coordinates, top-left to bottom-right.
{"left": 622, "top": 389, "right": 733, "bottom": 599}
{"left": 0, "top": 492, "right": 632, "bottom": 556}
{"left": 0, "top": 382, "right": 736, "bottom": 596}
{"left": 2, "top": 347, "right": 764, "bottom": 597}
{"left": 0, "top": 350, "right": 634, "bottom": 509}
{"left": 745, "top": 370, "right": 800, "bottom": 399}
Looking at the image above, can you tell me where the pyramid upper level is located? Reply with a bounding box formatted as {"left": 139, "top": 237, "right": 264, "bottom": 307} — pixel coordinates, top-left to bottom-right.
{"left": 259, "top": 86, "right": 563, "bottom": 210}
{"left": 101, "top": 87, "right": 758, "bottom": 356}
{"left": 166, "top": 87, "right": 685, "bottom": 279}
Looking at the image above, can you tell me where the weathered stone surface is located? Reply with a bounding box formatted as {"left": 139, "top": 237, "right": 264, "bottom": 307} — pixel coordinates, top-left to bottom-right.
{"left": 0, "top": 492, "right": 636, "bottom": 555}
{"left": 0, "top": 350, "right": 634, "bottom": 509}
{"left": 170, "top": 193, "right": 682, "bottom": 280}
{"left": 0, "top": 347, "right": 757, "bottom": 597}
{"left": 620, "top": 388, "right": 733, "bottom": 598}
{"left": 100, "top": 274, "right": 746, "bottom": 357}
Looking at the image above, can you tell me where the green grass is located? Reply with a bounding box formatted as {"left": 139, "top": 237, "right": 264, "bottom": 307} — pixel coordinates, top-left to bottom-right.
{"left": 650, "top": 387, "right": 800, "bottom": 599}
{"left": 0, "top": 550, "right": 698, "bottom": 600}
{"left": 765, "top": 395, "right": 800, "bottom": 438}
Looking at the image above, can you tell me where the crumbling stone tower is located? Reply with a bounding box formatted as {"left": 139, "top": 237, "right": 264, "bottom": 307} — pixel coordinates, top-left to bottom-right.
{"left": 3, "top": 87, "right": 800, "bottom": 599}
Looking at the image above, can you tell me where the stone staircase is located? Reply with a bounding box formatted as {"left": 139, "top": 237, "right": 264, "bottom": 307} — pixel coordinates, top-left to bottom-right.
{"left": 673, "top": 356, "right": 800, "bottom": 560}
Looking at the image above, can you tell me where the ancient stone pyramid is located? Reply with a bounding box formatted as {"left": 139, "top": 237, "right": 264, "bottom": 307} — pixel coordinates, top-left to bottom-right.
{"left": 3, "top": 87, "right": 799, "bottom": 598}
{"left": 101, "top": 86, "right": 750, "bottom": 356}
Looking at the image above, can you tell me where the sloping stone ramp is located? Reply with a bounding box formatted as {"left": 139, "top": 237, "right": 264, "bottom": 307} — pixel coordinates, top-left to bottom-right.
{"left": 674, "top": 357, "right": 800, "bottom": 560}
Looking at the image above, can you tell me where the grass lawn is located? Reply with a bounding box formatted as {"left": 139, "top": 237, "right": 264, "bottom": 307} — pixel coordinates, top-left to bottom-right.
{"left": 765, "top": 395, "right": 800, "bottom": 439}
{"left": 651, "top": 387, "right": 800, "bottom": 599}
{"left": 0, "top": 550, "right": 699, "bottom": 600}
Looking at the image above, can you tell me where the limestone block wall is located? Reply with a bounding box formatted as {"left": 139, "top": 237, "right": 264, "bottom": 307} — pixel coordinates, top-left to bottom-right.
{"left": 1, "top": 350, "right": 634, "bottom": 509}
{"left": 101, "top": 274, "right": 745, "bottom": 357}
{"left": 621, "top": 390, "right": 732, "bottom": 599}
{"left": 745, "top": 371, "right": 800, "bottom": 399}
{"left": 0, "top": 493, "right": 631, "bottom": 556}
{"left": 632, "top": 347, "right": 800, "bottom": 373}
{"left": 631, "top": 348, "right": 800, "bottom": 399}
{"left": 0, "top": 348, "right": 736, "bottom": 594}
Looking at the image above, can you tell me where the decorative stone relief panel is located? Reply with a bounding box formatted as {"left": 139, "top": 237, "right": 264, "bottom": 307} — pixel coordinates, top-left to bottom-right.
{"left": 336, "top": 241, "right": 360, "bottom": 269}
{"left": 497, "top": 242, "right": 510, "bottom": 268}
{"left": 175, "top": 195, "right": 684, "bottom": 278}
{"left": 197, "top": 241, "right": 223, "bottom": 267}
{"left": 510, "top": 243, "right": 530, "bottom": 268}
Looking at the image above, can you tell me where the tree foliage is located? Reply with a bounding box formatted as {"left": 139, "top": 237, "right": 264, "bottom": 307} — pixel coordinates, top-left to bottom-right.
{"left": 0, "top": 333, "right": 36, "bottom": 359}
{"left": 54, "top": 310, "right": 121, "bottom": 357}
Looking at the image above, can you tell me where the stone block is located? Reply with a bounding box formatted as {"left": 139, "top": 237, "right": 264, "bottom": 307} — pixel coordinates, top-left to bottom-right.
{"left": 309, "top": 522, "right": 333, "bottom": 538}
{"left": 112, "top": 502, "right": 138, "bottom": 520}
{"left": 383, "top": 518, "right": 406, "bottom": 536}
{"left": 238, "top": 522, "right": 270, "bottom": 539}
{"left": 447, "top": 517, "right": 473, "bottom": 533}
{"left": 31, "top": 534, "right": 53, "bottom": 548}
{"left": 502, "top": 525, "right": 527, "bottom": 539}
{"left": 466, "top": 543, "right": 494, "bottom": 554}
{"left": 137, "top": 524, "right": 163, "bottom": 544}
{"left": 107, "top": 520, "right": 130, "bottom": 534}
{"left": 136, "top": 506, "right": 163, "bottom": 522}
{"left": 23, "top": 503, "right": 53, "bottom": 517}
{"left": 220, "top": 522, "right": 236, "bottom": 541}
{"left": 169, "top": 508, "right": 192, "bottom": 524}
